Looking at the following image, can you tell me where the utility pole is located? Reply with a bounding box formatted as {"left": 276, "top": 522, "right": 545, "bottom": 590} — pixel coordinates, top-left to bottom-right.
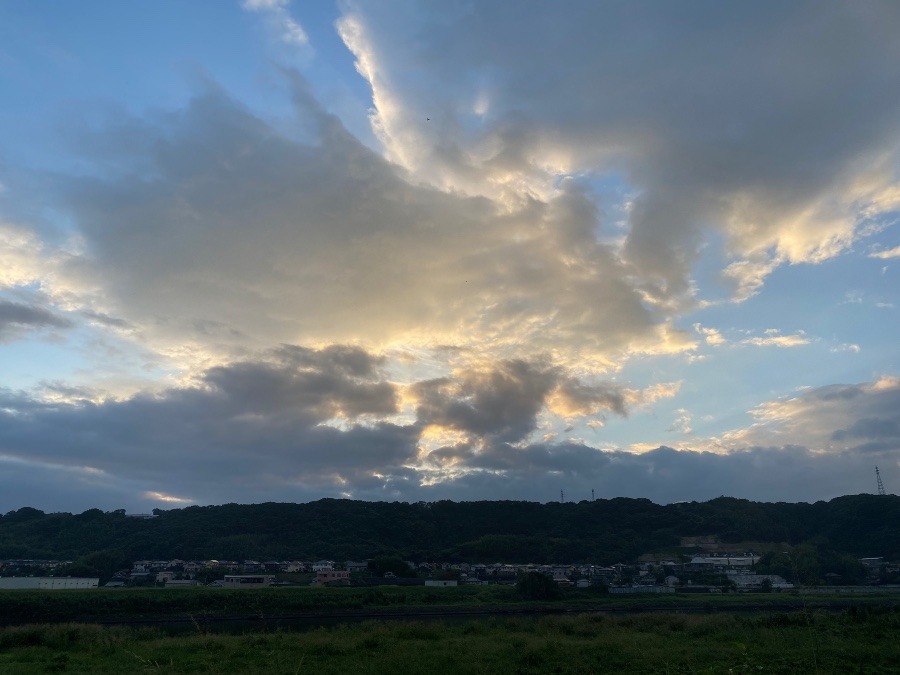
{"left": 876, "top": 466, "right": 886, "bottom": 496}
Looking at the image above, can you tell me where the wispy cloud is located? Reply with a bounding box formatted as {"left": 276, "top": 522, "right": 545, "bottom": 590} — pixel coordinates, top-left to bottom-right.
{"left": 242, "top": 0, "right": 308, "bottom": 46}
{"left": 741, "top": 332, "right": 810, "bottom": 348}
{"left": 870, "top": 245, "right": 900, "bottom": 259}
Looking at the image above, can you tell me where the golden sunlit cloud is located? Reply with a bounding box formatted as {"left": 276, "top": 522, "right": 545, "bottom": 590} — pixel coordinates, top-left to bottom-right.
{"left": 741, "top": 333, "right": 810, "bottom": 348}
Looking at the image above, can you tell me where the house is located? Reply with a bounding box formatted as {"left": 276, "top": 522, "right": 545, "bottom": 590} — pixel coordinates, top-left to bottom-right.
{"left": 425, "top": 579, "right": 458, "bottom": 587}
{"left": 312, "top": 560, "right": 334, "bottom": 572}
{"left": 183, "top": 562, "right": 204, "bottom": 575}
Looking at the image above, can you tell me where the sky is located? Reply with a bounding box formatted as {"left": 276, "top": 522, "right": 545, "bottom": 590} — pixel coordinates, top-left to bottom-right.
{"left": 0, "top": 1, "right": 898, "bottom": 513}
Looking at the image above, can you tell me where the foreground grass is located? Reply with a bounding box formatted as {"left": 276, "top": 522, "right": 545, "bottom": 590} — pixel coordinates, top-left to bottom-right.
{"left": 0, "top": 608, "right": 898, "bottom": 674}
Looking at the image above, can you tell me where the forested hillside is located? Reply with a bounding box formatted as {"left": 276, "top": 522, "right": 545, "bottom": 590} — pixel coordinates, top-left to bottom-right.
{"left": 1, "top": 495, "right": 897, "bottom": 564}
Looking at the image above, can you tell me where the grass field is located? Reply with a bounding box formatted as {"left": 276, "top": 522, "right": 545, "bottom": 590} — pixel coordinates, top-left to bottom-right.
{"left": 2, "top": 585, "right": 896, "bottom": 626}
{"left": 0, "top": 606, "right": 898, "bottom": 673}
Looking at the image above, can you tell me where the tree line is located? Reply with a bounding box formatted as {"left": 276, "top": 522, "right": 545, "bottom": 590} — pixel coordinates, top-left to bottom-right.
{"left": 0, "top": 494, "right": 897, "bottom": 567}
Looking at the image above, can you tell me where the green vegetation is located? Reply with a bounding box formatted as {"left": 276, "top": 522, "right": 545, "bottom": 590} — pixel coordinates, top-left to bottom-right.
{"left": 1, "top": 585, "right": 896, "bottom": 627}
{"left": 516, "top": 571, "right": 563, "bottom": 601}
{"left": 755, "top": 544, "right": 867, "bottom": 586}
{"left": 1, "top": 607, "right": 899, "bottom": 673}
{"left": 367, "top": 556, "right": 417, "bottom": 578}
{"left": 0, "top": 586, "right": 522, "bottom": 624}
{"left": 2, "top": 494, "right": 898, "bottom": 564}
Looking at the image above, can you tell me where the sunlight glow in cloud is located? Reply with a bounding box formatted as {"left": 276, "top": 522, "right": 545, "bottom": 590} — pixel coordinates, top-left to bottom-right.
{"left": 0, "top": 1, "right": 896, "bottom": 509}
{"left": 143, "top": 491, "right": 195, "bottom": 505}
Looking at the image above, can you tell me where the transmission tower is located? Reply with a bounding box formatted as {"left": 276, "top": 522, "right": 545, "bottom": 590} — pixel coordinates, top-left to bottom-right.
{"left": 560, "top": 489, "right": 565, "bottom": 503}
{"left": 876, "top": 466, "right": 886, "bottom": 496}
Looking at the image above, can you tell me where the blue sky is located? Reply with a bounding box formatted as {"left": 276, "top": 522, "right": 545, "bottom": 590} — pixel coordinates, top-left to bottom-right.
{"left": 0, "top": 1, "right": 898, "bottom": 512}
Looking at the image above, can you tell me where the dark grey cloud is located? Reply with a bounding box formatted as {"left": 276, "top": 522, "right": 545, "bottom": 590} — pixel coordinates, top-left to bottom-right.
{"left": 0, "top": 299, "right": 71, "bottom": 341}
{"left": 832, "top": 417, "right": 900, "bottom": 442}
{"left": 0, "top": 371, "right": 892, "bottom": 512}
{"left": 417, "top": 443, "right": 883, "bottom": 505}
{"left": 412, "top": 360, "right": 558, "bottom": 443}
{"left": 410, "top": 360, "right": 652, "bottom": 442}
{"left": 2, "top": 356, "right": 890, "bottom": 512}
{"left": 201, "top": 346, "right": 397, "bottom": 423}
{"left": 0, "top": 345, "right": 414, "bottom": 510}
{"left": 551, "top": 380, "right": 628, "bottom": 418}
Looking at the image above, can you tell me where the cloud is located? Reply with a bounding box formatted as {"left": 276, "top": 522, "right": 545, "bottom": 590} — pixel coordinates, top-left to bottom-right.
{"left": 413, "top": 443, "right": 878, "bottom": 505}
{"left": 242, "top": 0, "right": 308, "bottom": 46}
{"left": 338, "top": 1, "right": 900, "bottom": 303}
{"left": 0, "top": 224, "right": 45, "bottom": 289}
{"left": 547, "top": 379, "right": 680, "bottom": 420}
{"left": 200, "top": 345, "right": 399, "bottom": 422}
{"left": 1, "top": 4, "right": 896, "bottom": 512}
{"left": 693, "top": 323, "right": 726, "bottom": 346}
{"left": 718, "top": 376, "right": 900, "bottom": 456}
{"left": 0, "top": 344, "right": 418, "bottom": 509}
{"left": 870, "top": 245, "right": 900, "bottom": 259}
{"left": 411, "top": 360, "right": 557, "bottom": 444}
{"left": 0, "top": 363, "right": 893, "bottom": 510}
{"left": 143, "top": 490, "right": 193, "bottom": 505}
{"left": 0, "top": 299, "right": 72, "bottom": 341}
{"left": 741, "top": 332, "right": 810, "bottom": 348}
{"left": 668, "top": 409, "right": 693, "bottom": 435}
{"left": 410, "top": 359, "right": 680, "bottom": 447}
{"left": 44, "top": 78, "right": 663, "bottom": 369}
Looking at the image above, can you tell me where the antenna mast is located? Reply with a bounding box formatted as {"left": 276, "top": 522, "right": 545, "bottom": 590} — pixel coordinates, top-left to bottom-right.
{"left": 876, "top": 466, "right": 886, "bottom": 496}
